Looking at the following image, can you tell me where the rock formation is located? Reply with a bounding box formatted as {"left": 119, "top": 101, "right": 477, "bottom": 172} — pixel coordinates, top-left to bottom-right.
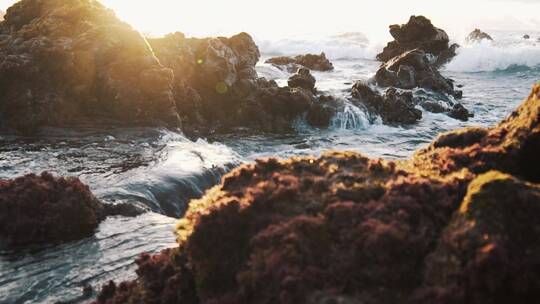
{"left": 523, "top": 34, "right": 530, "bottom": 40}
{"left": 0, "top": 0, "right": 181, "bottom": 132}
{"left": 350, "top": 81, "right": 422, "bottom": 124}
{"left": 0, "top": 0, "right": 338, "bottom": 134}
{"left": 288, "top": 68, "right": 316, "bottom": 92}
{"left": 375, "top": 49, "right": 462, "bottom": 98}
{"left": 94, "top": 75, "right": 540, "bottom": 304}
{"left": 266, "top": 52, "right": 334, "bottom": 72}
{"left": 465, "top": 29, "right": 494, "bottom": 44}
{"left": 377, "top": 16, "right": 453, "bottom": 63}
{"left": 0, "top": 172, "right": 143, "bottom": 247}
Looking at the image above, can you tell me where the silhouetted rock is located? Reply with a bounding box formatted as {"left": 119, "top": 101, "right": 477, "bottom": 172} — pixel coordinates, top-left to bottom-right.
{"left": 95, "top": 83, "right": 540, "bottom": 304}
{"left": 351, "top": 82, "right": 422, "bottom": 124}
{"left": 523, "top": 34, "right": 531, "bottom": 40}
{"left": 377, "top": 16, "right": 453, "bottom": 63}
{"left": 0, "top": 0, "right": 181, "bottom": 132}
{"left": 306, "top": 95, "right": 341, "bottom": 127}
{"left": 266, "top": 52, "right": 334, "bottom": 72}
{"left": 465, "top": 29, "right": 494, "bottom": 44}
{"left": 375, "top": 49, "right": 463, "bottom": 98}
{"left": 288, "top": 68, "right": 316, "bottom": 91}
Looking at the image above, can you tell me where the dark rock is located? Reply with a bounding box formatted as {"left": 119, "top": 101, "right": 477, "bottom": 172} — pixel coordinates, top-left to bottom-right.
{"left": 434, "top": 43, "right": 460, "bottom": 68}
{"left": 351, "top": 82, "right": 421, "bottom": 124}
{"left": 448, "top": 103, "right": 473, "bottom": 121}
{"left": 95, "top": 83, "right": 540, "bottom": 304}
{"left": 375, "top": 49, "right": 462, "bottom": 98}
{"left": 523, "top": 34, "right": 530, "bottom": 40}
{"left": 465, "top": 29, "right": 494, "bottom": 44}
{"left": 0, "top": 171, "right": 146, "bottom": 248}
{"left": 306, "top": 95, "right": 341, "bottom": 127}
{"left": 377, "top": 16, "right": 453, "bottom": 63}
{"left": 0, "top": 0, "right": 181, "bottom": 132}
{"left": 288, "top": 68, "right": 316, "bottom": 91}
{"left": 0, "top": 172, "right": 103, "bottom": 247}
{"left": 266, "top": 52, "right": 334, "bottom": 72}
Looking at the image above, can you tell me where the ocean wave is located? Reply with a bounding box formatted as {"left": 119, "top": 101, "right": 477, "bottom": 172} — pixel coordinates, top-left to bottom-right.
{"left": 444, "top": 40, "right": 540, "bottom": 72}
{"left": 256, "top": 32, "right": 380, "bottom": 60}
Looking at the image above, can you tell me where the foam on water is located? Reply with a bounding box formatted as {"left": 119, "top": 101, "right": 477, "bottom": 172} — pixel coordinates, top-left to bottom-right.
{"left": 331, "top": 102, "right": 371, "bottom": 130}
{"left": 445, "top": 40, "right": 540, "bottom": 72}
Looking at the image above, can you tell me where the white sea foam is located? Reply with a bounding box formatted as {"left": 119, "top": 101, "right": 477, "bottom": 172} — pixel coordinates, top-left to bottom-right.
{"left": 445, "top": 39, "right": 540, "bottom": 72}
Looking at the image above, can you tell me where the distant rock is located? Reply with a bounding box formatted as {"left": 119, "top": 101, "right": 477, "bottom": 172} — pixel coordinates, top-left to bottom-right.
{"left": 0, "top": 172, "right": 144, "bottom": 247}
{"left": 523, "top": 34, "right": 530, "bottom": 40}
{"left": 465, "top": 29, "right": 493, "bottom": 44}
{"left": 266, "top": 52, "right": 334, "bottom": 72}
{"left": 96, "top": 84, "right": 540, "bottom": 304}
{"left": 288, "top": 68, "right": 316, "bottom": 92}
{"left": 375, "top": 49, "right": 463, "bottom": 99}
{"left": 350, "top": 81, "right": 422, "bottom": 124}
{"left": 377, "top": 16, "right": 453, "bottom": 63}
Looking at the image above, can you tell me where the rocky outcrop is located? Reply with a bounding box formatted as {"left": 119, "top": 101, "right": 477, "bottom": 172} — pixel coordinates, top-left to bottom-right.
{"left": 95, "top": 80, "right": 540, "bottom": 304}
{"left": 351, "top": 82, "right": 422, "bottom": 124}
{"left": 377, "top": 16, "right": 453, "bottom": 63}
{"left": 0, "top": 0, "right": 181, "bottom": 132}
{"left": 266, "top": 52, "right": 334, "bottom": 72}
{"left": 465, "top": 29, "right": 494, "bottom": 44}
{"left": 288, "top": 68, "right": 316, "bottom": 92}
{"left": 0, "top": 0, "right": 338, "bottom": 134}
{"left": 523, "top": 34, "right": 530, "bottom": 40}
{"left": 375, "top": 49, "right": 463, "bottom": 99}
{"left": 0, "top": 172, "right": 144, "bottom": 247}
{"left": 147, "top": 33, "right": 338, "bottom": 134}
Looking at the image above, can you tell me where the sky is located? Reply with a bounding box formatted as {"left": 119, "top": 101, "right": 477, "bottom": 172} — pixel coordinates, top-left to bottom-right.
{"left": 1, "top": 0, "right": 540, "bottom": 40}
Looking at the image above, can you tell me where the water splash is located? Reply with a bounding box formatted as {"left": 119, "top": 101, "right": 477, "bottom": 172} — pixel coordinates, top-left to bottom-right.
{"left": 331, "top": 102, "right": 370, "bottom": 130}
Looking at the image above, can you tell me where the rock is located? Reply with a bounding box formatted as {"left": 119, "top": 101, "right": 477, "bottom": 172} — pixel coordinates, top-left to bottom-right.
{"left": 148, "top": 33, "right": 325, "bottom": 134}
{"left": 266, "top": 52, "right": 334, "bottom": 72}
{"left": 288, "top": 68, "right": 316, "bottom": 91}
{"left": 375, "top": 49, "right": 462, "bottom": 98}
{"left": 465, "top": 29, "right": 494, "bottom": 44}
{"left": 95, "top": 83, "right": 540, "bottom": 304}
{"left": 351, "top": 81, "right": 422, "bottom": 124}
{"left": 0, "top": 172, "right": 145, "bottom": 248}
{"left": 434, "top": 43, "right": 459, "bottom": 68}
{"left": 0, "top": 0, "right": 181, "bottom": 132}
{"left": 523, "top": 34, "right": 531, "bottom": 40}
{"left": 377, "top": 16, "right": 453, "bottom": 63}
{"left": 306, "top": 95, "right": 341, "bottom": 127}
{"left": 0, "top": 172, "right": 101, "bottom": 247}
{"left": 415, "top": 171, "right": 540, "bottom": 303}
{"left": 448, "top": 103, "right": 473, "bottom": 121}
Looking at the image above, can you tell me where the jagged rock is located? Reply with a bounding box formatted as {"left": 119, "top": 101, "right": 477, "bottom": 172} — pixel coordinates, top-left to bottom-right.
{"left": 148, "top": 33, "right": 331, "bottom": 134}
{"left": 288, "top": 68, "right": 316, "bottom": 91}
{"left": 0, "top": 0, "right": 181, "bottom": 132}
{"left": 95, "top": 84, "right": 540, "bottom": 304}
{"left": 448, "top": 103, "right": 473, "bottom": 121}
{"left": 434, "top": 43, "right": 459, "bottom": 68}
{"left": 375, "top": 49, "right": 463, "bottom": 98}
{"left": 266, "top": 52, "right": 334, "bottom": 72}
{"left": 377, "top": 16, "right": 453, "bottom": 63}
{"left": 523, "top": 34, "right": 530, "bottom": 40}
{"left": 465, "top": 29, "right": 494, "bottom": 44}
{"left": 351, "top": 81, "right": 422, "bottom": 125}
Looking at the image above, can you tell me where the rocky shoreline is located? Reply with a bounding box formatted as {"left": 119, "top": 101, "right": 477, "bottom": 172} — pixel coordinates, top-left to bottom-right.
{"left": 92, "top": 84, "right": 540, "bottom": 303}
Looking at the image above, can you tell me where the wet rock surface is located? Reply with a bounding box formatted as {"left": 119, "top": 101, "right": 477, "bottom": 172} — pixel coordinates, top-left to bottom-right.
{"left": 465, "top": 29, "right": 494, "bottom": 44}
{"left": 0, "top": 172, "right": 143, "bottom": 248}
{"left": 266, "top": 52, "right": 334, "bottom": 72}
{"left": 94, "top": 81, "right": 540, "bottom": 304}
{"left": 288, "top": 68, "right": 317, "bottom": 92}
{"left": 377, "top": 16, "right": 454, "bottom": 63}
{"left": 351, "top": 82, "right": 422, "bottom": 124}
